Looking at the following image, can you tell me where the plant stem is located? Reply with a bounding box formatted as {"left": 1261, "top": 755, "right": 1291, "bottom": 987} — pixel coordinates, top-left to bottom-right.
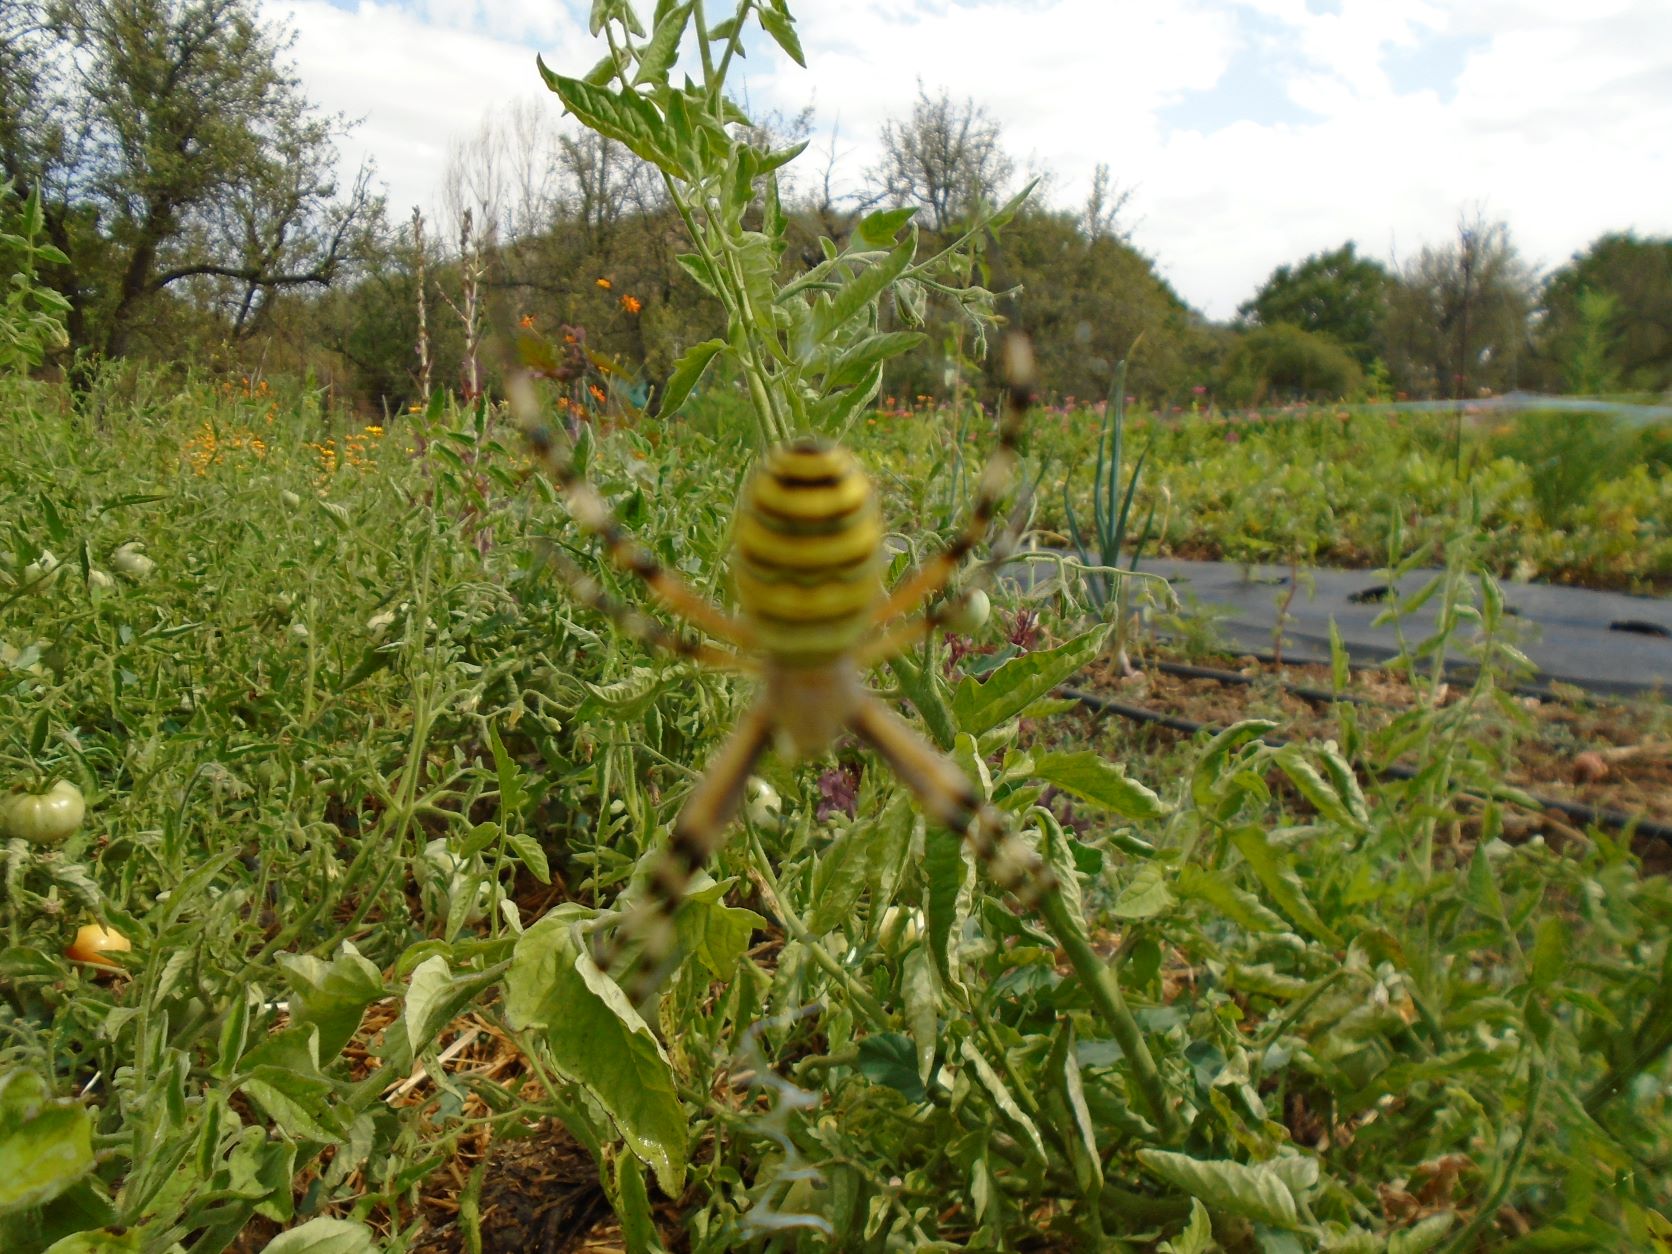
{"left": 746, "top": 828, "right": 891, "bottom": 1027}
{"left": 1034, "top": 888, "right": 1180, "bottom": 1141}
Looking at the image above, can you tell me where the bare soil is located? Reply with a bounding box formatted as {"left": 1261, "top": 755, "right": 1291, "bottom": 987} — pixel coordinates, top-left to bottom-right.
{"left": 1068, "top": 649, "right": 1672, "bottom": 871}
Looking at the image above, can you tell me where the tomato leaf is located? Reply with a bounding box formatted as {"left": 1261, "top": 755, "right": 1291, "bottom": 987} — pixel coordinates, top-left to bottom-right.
{"left": 504, "top": 908, "right": 688, "bottom": 1193}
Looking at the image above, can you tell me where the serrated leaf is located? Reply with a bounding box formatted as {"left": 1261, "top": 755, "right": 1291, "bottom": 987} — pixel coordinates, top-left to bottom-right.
{"left": 1031, "top": 749, "right": 1168, "bottom": 819}
{"left": 924, "top": 828, "right": 971, "bottom": 988}
{"left": 673, "top": 252, "right": 719, "bottom": 296}
{"left": 856, "top": 1033, "right": 926, "bottom": 1103}
{"left": 1048, "top": 1024, "right": 1102, "bottom": 1193}
{"left": 580, "top": 666, "right": 666, "bottom": 718}
{"left": 543, "top": 70, "right": 683, "bottom": 177}
{"left": 506, "top": 831, "right": 551, "bottom": 884}
{"left": 401, "top": 956, "right": 501, "bottom": 1061}
{"left": 825, "top": 330, "right": 926, "bottom": 392}
{"left": 811, "top": 234, "right": 916, "bottom": 345}
{"left": 1137, "top": 1149, "right": 1300, "bottom": 1229}
{"left": 854, "top": 206, "right": 917, "bottom": 248}
{"left": 612, "top": 1148, "right": 664, "bottom": 1254}
{"left": 504, "top": 908, "right": 687, "bottom": 1193}
{"left": 952, "top": 627, "right": 1104, "bottom": 736}
{"left": 807, "top": 820, "right": 874, "bottom": 935}
{"left": 658, "top": 339, "right": 727, "bottom": 420}
{"left": 808, "top": 362, "right": 885, "bottom": 436}
{"left": 631, "top": 1, "right": 690, "bottom": 85}
{"left": 1158, "top": 1199, "right": 1214, "bottom": 1254}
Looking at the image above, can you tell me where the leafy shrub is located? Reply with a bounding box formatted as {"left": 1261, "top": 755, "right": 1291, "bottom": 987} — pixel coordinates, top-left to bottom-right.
{"left": 1219, "top": 322, "right": 1363, "bottom": 405}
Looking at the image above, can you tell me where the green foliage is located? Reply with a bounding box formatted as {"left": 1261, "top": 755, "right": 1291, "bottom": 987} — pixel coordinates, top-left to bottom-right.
{"left": 1219, "top": 322, "right": 1364, "bottom": 405}
{"left": 3, "top": 4, "right": 1670, "bottom": 1250}
{"left": 1060, "top": 353, "right": 1160, "bottom": 662}
{"left": 536, "top": 5, "right": 1019, "bottom": 449}
{"left": 1, "top": 345, "right": 1670, "bottom": 1249}
{"left": 1383, "top": 216, "right": 1536, "bottom": 399}
{"left": 6, "top": 0, "right": 380, "bottom": 360}
{"left": 1534, "top": 232, "right": 1672, "bottom": 394}
{"left": 903, "top": 395, "right": 1668, "bottom": 589}
{"left": 0, "top": 181, "right": 71, "bottom": 374}
{"left": 1239, "top": 241, "right": 1392, "bottom": 370}
{"left": 991, "top": 207, "right": 1211, "bottom": 403}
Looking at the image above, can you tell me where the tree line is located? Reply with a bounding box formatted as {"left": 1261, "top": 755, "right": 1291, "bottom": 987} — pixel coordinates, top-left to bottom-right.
{"left": 4, "top": 0, "right": 1668, "bottom": 412}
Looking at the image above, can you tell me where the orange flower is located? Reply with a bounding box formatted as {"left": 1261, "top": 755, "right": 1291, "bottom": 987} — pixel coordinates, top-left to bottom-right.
{"left": 519, "top": 314, "right": 536, "bottom": 329}
{"left": 620, "top": 294, "right": 642, "bottom": 314}
{"left": 595, "top": 277, "right": 612, "bottom": 290}
{"left": 588, "top": 383, "right": 607, "bottom": 404}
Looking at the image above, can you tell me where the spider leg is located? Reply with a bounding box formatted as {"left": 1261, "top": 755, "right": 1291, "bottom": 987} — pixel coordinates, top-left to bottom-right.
{"left": 535, "top": 539, "right": 757, "bottom": 673}
{"left": 598, "top": 697, "right": 777, "bottom": 996}
{"left": 852, "top": 501, "right": 1034, "bottom": 670}
{"left": 507, "top": 372, "right": 756, "bottom": 650}
{"left": 847, "top": 693, "right": 1057, "bottom": 905}
{"left": 870, "top": 335, "right": 1035, "bottom": 627}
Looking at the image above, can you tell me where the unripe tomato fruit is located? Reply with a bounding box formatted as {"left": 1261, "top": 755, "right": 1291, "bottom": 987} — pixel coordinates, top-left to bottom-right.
{"left": 3, "top": 780, "right": 86, "bottom": 845}
{"left": 943, "top": 589, "right": 991, "bottom": 634}
{"left": 111, "top": 542, "right": 155, "bottom": 580}
{"left": 67, "top": 923, "right": 131, "bottom": 968}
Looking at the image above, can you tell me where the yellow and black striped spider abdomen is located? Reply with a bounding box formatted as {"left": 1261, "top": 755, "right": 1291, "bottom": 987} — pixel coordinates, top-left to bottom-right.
{"left": 732, "top": 438, "right": 885, "bottom": 663}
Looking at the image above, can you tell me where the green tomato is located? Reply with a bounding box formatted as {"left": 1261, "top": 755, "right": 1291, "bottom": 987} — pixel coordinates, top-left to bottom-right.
{"left": 111, "top": 542, "right": 155, "bottom": 580}
{"left": 942, "top": 588, "right": 991, "bottom": 634}
{"left": 3, "top": 780, "right": 87, "bottom": 845}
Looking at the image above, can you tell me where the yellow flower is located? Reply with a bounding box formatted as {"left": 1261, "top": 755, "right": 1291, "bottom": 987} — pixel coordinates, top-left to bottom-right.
{"left": 595, "top": 277, "right": 613, "bottom": 290}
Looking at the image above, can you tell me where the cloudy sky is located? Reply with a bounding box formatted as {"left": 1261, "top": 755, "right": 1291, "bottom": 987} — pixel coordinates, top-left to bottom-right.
{"left": 265, "top": 0, "right": 1672, "bottom": 320}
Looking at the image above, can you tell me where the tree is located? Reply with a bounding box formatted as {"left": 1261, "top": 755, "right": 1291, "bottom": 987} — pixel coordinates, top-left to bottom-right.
{"left": 1533, "top": 232, "right": 1672, "bottom": 393}
{"left": 913, "top": 204, "right": 1208, "bottom": 404}
{"left": 1237, "top": 241, "right": 1391, "bottom": 369}
{"left": 1080, "top": 162, "right": 1133, "bottom": 244}
{"left": 1384, "top": 214, "right": 1535, "bottom": 398}
{"left": 0, "top": 0, "right": 380, "bottom": 359}
{"left": 870, "top": 84, "right": 1014, "bottom": 232}
{"left": 1219, "top": 323, "right": 1363, "bottom": 405}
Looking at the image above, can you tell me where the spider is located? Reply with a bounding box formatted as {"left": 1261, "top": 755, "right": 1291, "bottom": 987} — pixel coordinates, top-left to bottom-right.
{"left": 505, "top": 333, "right": 1059, "bottom": 992}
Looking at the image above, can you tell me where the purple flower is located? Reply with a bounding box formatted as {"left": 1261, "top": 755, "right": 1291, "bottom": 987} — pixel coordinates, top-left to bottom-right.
{"left": 816, "top": 763, "right": 862, "bottom": 822}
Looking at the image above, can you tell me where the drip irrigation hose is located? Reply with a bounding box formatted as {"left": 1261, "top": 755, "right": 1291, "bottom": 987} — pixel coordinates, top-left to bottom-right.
{"left": 1062, "top": 687, "right": 1672, "bottom": 846}
{"left": 1142, "top": 658, "right": 1375, "bottom": 707}
{"left": 1146, "top": 634, "right": 1580, "bottom": 706}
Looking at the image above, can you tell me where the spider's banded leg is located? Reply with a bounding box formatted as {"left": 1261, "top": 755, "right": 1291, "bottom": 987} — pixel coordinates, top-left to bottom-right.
{"left": 506, "top": 373, "right": 755, "bottom": 650}
{"left": 848, "top": 694, "right": 1058, "bottom": 906}
{"left": 535, "top": 540, "right": 757, "bottom": 673}
{"left": 599, "top": 699, "right": 777, "bottom": 997}
{"left": 870, "top": 335, "right": 1036, "bottom": 627}
{"left": 853, "top": 500, "right": 1036, "bottom": 670}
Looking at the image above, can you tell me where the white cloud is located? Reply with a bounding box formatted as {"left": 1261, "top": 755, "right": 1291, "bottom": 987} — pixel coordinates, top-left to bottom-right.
{"left": 263, "top": 0, "right": 1672, "bottom": 319}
